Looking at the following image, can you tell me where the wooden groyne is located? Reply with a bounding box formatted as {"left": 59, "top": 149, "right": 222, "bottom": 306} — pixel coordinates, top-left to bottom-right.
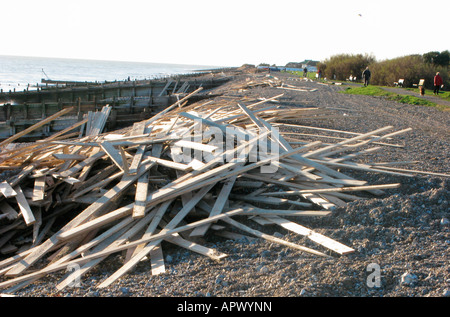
{"left": 0, "top": 74, "right": 230, "bottom": 141}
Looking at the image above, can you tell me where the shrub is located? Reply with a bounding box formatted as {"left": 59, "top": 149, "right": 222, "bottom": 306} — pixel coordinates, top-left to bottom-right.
{"left": 370, "top": 55, "right": 448, "bottom": 89}
{"left": 317, "top": 53, "right": 375, "bottom": 81}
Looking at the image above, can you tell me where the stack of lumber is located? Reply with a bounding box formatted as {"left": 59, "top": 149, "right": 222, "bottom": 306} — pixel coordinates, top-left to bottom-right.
{"left": 0, "top": 77, "right": 445, "bottom": 294}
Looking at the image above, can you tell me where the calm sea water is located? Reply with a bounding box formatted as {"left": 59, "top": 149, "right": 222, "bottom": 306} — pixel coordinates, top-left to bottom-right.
{"left": 0, "top": 55, "right": 221, "bottom": 92}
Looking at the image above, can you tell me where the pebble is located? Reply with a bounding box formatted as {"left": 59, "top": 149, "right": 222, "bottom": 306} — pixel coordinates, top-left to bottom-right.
{"left": 273, "top": 232, "right": 284, "bottom": 238}
{"left": 443, "top": 289, "right": 450, "bottom": 297}
{"left": 400, "top": 272, "right": 417, "bottom": 286}
{"left": 440, "top": 218, "right": 450, "bottom": 226}
{"left": 215, "top": 274, "right": 225, "bottom": 284}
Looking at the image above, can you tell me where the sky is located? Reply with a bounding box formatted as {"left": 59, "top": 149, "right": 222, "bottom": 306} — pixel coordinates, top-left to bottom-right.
{"left": 1, "top": 0, "right": 448, "bottom": 67}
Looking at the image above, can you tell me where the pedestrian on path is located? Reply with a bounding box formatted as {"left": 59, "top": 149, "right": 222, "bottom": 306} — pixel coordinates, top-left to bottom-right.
{"left": 434, "top": 72, "right": 443, "bottom": 95}
{"left": 362, "top": 67, "right": 371, "bottom": 87}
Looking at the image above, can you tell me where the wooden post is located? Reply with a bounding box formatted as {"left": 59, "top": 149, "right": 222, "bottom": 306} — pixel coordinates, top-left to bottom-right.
{"left": 77, "top": 97, "right": 81, "bottom": 117}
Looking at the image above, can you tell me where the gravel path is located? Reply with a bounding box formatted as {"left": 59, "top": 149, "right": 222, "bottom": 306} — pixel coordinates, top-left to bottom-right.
{"left": 1, "top": 70, "right": 449, "bottom": 300}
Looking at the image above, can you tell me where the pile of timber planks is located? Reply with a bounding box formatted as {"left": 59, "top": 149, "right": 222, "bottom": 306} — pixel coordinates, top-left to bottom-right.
{"left": 0, "top": 77, "right": 447, "bottom": 294}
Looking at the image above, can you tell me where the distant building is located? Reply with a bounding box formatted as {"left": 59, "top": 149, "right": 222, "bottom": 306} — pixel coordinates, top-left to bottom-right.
{"left": 282, "top": 60, "right": 319, "bottom": 73}
{"left": 299, "top": 60, "right": 319, "bottom": 67}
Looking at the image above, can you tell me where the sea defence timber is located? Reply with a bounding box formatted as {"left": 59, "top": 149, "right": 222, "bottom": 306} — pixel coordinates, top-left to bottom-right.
{"left": 0, "top": 74, "right": 230, "bottom": 141}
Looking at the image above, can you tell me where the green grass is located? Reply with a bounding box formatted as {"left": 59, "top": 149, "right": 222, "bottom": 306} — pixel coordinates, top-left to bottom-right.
{"left": 284, "top": 70, "right": 319, "bottom": 81}
{"left": 340, "top": 86, "right": 445, "bottom": 109}
{"left": 340, "top": 85, "right": 391, "bottom": 97}
{"left": 405, "top": 88, "right": 450, "bottom": 102}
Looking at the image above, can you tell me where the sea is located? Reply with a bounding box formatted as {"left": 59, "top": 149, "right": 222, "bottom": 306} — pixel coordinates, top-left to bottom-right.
{"left": 0, "top": 55, "right": 223, "bottom": 92}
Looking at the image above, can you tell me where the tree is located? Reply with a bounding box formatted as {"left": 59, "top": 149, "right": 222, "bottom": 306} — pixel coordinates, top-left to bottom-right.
{"left": 423, "top": 50, "right": 450, "bottom": 67}
{"left": 319, "top": 53, "right": 375, "bottom": 81}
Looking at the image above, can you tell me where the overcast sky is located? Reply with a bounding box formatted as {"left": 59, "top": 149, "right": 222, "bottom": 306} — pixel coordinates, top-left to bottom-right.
{"left": 1, "top": 0, "right": 448, "bottom": 67}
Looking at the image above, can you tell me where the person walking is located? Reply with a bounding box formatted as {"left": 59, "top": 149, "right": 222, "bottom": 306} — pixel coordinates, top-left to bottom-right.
{"left": 303, "top": 67, "right": 308, "bottom": 78}
{"left": 434, "top": 72, "right": 443, "bottom": 95}
{"left": 362, "top": 67, "right": 371, "bottom": 87}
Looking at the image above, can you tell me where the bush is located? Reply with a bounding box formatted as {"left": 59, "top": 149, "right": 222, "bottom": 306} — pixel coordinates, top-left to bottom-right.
{"left": 370, "top": 55, "right": 449, "bottom": 89}
{"left": 317, "top": 53, "right": 375, "bottom": 81}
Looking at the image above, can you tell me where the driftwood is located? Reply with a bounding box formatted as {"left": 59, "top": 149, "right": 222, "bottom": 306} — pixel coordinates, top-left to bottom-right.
{"left": 0, "top": 74, "right": 447, "bottom": 294}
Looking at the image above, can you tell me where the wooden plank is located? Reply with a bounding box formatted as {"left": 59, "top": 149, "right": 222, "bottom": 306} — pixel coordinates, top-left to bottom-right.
{"left": 221, "top": 217, "right": 329, "bottom": 257}
{"left": 32, "top": 209, "right": 42, "bottom": 244}
{"left": 56, "top": 205, "right": 135, "bottom": 240}
{"left": 132, "top": 171, "right": 149, "bottom": 219}
{"left": 165, "top": 234, "right": 228, "bottom": 260}
{"left": 214, "top": 230, "right": 256, "bottom": 242}
{"left": 0, "top": 107, "right": 74, "bottom": 148}
{"left": 189, "top": 174, "right": 238, "bottom": 237}
{"left": 226, "top": 206, "right": 331, "bottom": 217}
{"left": 0, "top": 182, "right": 17, "bottom": 198}
{"left": 144, "top": 87, "right": 203, "bottom": 126}
{"left": 260, "top": 183, "right": 402, "bottom": 196}
{"left": 127, "top": 124, "right": 152, "bottom": 175}
{"left": 52, "top": 153, "right": 87, "bottom": 161}
{"left": 149, "top": 245, "right": 165, "bottom": 275}
{"left": 309, "top": 159, "right": 414, "bottom": 177}
{"left": 128, "top": 200, "right": 174, "bottom": 259}
{"left": 300, "top": 193, "right": 336, "bottom": 210}
{"left": 57, "top": 150, "right": 106, "bottom": 178}
{"left": 158, "top": 79, "right": 173, "bottom": 97}
{"left": 14, "top": 186, "right": 35, "bottom": 226}
{"left": 87, "top": 105, "right": 111, "bottom": 136}
{"left": 229, "top": 194, "right": 313, "bottom": 208}
{"left": 32, "top": 177, "right": 46, "bottom": 201}
{"left": 0, "top": 201, "right": 19, "bottom": 220}
{"left": 372, "top": 165, "right": 450, "bottom": 178}
{"left": 172, "top": 140, "right": 218, "bottom": 153}
{"left": 99, "top": 141, "right": 127, "bottom": 173}
{"left": 263, "top": 216, "right": 355, "bottom": 255}
{"left": 145, "top": 156, "right": 193, "bottom": 172}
